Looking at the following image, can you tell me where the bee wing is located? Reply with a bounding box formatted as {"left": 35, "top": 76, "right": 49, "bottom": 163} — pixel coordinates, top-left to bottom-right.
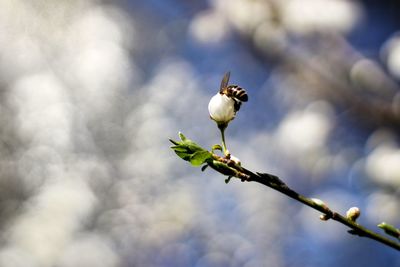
{"left": 220, "top": 71, "right": 230, "bottom": 92}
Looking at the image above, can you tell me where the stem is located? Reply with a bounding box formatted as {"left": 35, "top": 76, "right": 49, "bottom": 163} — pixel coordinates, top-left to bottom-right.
{"left": 210, "top": 154, "right": 400, "bottom": 251}
{"left": 218, "top": 123, "right": 229, "bottom": 157}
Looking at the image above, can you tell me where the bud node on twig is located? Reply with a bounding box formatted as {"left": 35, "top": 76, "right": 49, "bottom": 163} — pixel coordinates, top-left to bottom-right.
{"left": 346, "top": 207, "right": 361, "bottom": 222}
{"left": 319, "top": 214, "right": 331, "bottom": 221}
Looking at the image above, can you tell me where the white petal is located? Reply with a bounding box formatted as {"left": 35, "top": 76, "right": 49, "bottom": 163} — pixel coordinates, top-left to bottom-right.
{"left": 208, "top": 93, "right": 235, "bottom": 124}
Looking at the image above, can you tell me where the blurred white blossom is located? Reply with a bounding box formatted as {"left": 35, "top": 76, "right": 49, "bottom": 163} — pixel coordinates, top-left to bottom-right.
{"left": 189, "top": 10, "right": 230, "bottom": 44}
{"left": 282, "top": 0, "right": 362, "bottom": 34}
{"left": 276, "top": 102, "right": 333, "bottom": 155}
{"left": 365, "top": 143, "right": 400, "bottom": 187}
{"left": 213, "top": 0, "right": 271, "bottom": 34}
{"left": 382, "top": 34, "right": 400, "bottom": 79}
{"left": 366, "top": 192, "right": 400, "bottom": 223}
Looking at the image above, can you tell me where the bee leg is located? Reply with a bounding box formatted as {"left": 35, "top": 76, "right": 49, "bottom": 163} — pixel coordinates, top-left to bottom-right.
{"left": 225, "top": 176, "right": 232, "bottom": 184}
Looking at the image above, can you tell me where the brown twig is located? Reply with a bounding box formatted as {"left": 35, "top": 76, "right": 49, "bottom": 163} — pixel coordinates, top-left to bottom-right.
{"left": 210, "top": 153, "right": 400, "bottom": 251}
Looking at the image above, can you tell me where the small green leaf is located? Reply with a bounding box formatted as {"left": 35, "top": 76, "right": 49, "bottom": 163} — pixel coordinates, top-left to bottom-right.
{"left": 174, "top": 151, "right": 191, "bottom": 161}
{"left": 186, "top": 143, "right": 204, "bottom": 153}
{"left": 170, "top": 133, "right": 211, "bottom": 166}
{"left": 179, "top": 132, "right": 186, "bottom": 141}
{"left": 169, "top": 139, "right": 179, "bottom": 145}
{"left": 378, "top": 222, "right": 400, "bottom": 239}
{"left": 190, "top": 151, "right": 212, "bottom": 166}
{"left": 170, "top": 146, "right": 188, "bottom": 152}
{"left": 211, "top": 144, "right": 223, "bottom": 153}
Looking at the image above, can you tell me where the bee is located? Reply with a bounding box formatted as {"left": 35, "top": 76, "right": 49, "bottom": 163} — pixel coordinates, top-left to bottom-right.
{"left": 219, "top": 71, "right": 248, "bottom": 112}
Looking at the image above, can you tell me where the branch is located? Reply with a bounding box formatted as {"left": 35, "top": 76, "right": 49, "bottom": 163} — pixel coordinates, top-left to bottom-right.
{"left": 170, "top": 133, "right": 400, "bottom": 251}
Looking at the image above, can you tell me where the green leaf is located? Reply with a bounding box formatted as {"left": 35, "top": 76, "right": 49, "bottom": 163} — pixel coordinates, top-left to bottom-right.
{"left": 211, "top": 144, "right": 223, "bottom": 153}
{"left": 190, "top": 151, "right": 212, "bottom": 166}
{"left": 169, "top": 139, "right": 179, "bottom": 145}
{"left": 170, "top": 133, "right": 211, "bottom": 166}
{"left": 174, "top": 151, "right": 192, "bottom": 161}
{"left": 378, "top": 222, "right": 400, "bottom": 239}
{"left": 186, "top": 143, "right": 204, "bottom": 153}
{"left": 179, "top": 132, "right": 186, "bottom": 141}
{"left": 171, "top": 145, "right": 186, "bottom": 152}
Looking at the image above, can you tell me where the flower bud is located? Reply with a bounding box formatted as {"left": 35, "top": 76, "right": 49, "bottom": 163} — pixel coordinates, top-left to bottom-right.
{"left": 346, "top": 207, "right": 360, "bottom": 222}
{"left": 230, "top": 155, "right": 241, "bottom": 165}
{"left": 319, "top": 214, "right": 330, "bottom": 221}
{"left": 311, "top": 198, "right": 327, "bottom": 209}
{"left": 208, "top": 93, "right": 235, "bottom": 125}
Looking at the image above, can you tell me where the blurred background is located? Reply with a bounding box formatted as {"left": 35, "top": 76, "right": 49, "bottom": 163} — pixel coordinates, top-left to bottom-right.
{"left": 0, "top": 0, "right": 399, "bottom": 266}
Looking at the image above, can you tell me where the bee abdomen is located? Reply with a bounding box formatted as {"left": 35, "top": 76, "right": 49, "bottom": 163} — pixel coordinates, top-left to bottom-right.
{"left": 227, "top": 85, "right": 248, "bottom": 102}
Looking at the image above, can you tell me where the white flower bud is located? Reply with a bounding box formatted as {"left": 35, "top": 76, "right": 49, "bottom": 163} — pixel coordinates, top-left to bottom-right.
{"left": 311, "top": 198, "right": 327, "bottom": 209}
{"left": 208, "top": 93, "right": 236, "bottom": 125}
{"left": 346, "top": 207, "right": 360, "bottom": 222}
{"left": 319, "top": 214, "right": 330, "bottom": 221}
